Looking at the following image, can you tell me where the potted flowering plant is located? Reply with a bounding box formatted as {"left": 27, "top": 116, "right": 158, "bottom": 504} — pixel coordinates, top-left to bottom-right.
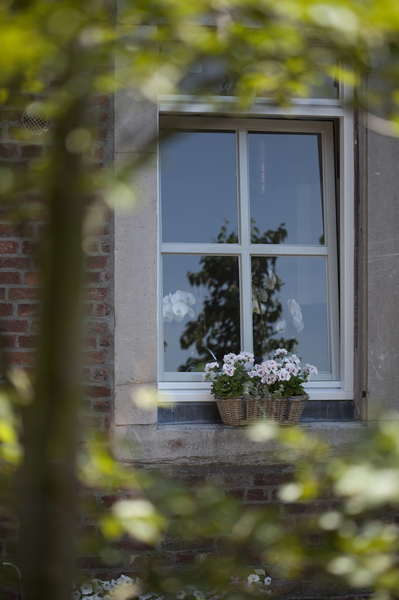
{"left": 204, "top": 352, "right": 254, "bottom": 425}
{"left": 243, "top": 349, "right": 318, "bottom": 424}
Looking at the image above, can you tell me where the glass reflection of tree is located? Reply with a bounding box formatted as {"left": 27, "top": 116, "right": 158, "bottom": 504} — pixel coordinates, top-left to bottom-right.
{"left": 177, "top": 220, "right": 297, "bottom": 372}
{"left": 251, "top": 221, "right": 297, "bottom": 362}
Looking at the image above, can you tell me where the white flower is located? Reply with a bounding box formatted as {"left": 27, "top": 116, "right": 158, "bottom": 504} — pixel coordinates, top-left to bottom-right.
{"left": 259, "top": 288, "right": 268, "bottom": 302}
{"left": 265, "top": 269, "right": 277, "bottom": 290}
{"left": 274, "top": 349, "right": 287, "bottom": 356}
{"left": 254, "top": 569, "right": 265, "bottom": 576}
{"left": 248, "top": 574, "right": 260, "bottom": 583}
{"left": 187, "top": 292, "right": 195, "bottom": 305}
{"left": 193, "top": 591, "right": 205, "bottom": 600}
{"left": 172, "top": 300, "right": 189, "bottom": 319}
{"left": 171, "top": 290, "right": 188, "bottom": 304}
{"left": 205, "top": 361, "right": 219, "bottom": 372}
{"left": 223, "top": 353, "right": 236, "bottom": 364}
{"left": 288, "top": 298, "right": 304, "bottom": 333}
{"left": 278, "top": 368, "right": 291, "bottom": 381}
{"left": 276, "top": 319, "right": 286, "bottom": 333}
{"left": 223, "top": 363, "right": 235, "bottom": 376}
{"left": 163, "top": 301, "right": 174, "bottom": 322}
{"left": 176, "top": 591, "right": 186, "bottom": 599}
{"left": 72, "top": 592, "right": 81, "bottom": 600}
{"left": 102, "top": 582, "right": 112, "bottom": 591}
{"left": 264, "top": 577, "right": 272, "bottom": 586}
{"left": 81, "top": 583, "right": 93, "bottom": 595}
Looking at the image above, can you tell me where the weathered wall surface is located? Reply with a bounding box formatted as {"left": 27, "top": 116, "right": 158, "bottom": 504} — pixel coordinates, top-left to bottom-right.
{"left": 0, "top": 95, "right": 114, "bottom": 434}
{"left": 364, "top": 124, "right": 399, "bottom": 421}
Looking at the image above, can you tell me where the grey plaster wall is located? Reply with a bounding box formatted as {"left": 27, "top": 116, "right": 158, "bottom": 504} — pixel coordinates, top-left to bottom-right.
{"left": 365, "top": 124, "right": 399, "bottom": 420}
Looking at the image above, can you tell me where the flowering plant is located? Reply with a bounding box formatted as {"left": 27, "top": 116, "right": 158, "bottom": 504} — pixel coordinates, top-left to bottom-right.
{"left": 72, "top": 571, "right": 271, "bottom": 600}
{"left": 72, "top": 575, "right": 139, "bottom": 600}
{"left": 204, "top": 352, "right": 254, "bottom": 397}
{"left": 245, "top": 349, "right": 318, "bottom": 398}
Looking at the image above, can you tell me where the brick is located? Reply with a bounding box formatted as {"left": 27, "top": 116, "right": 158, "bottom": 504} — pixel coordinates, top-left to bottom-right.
{"left": 95, "top": 128, "right": 108, "bottom": 141}
{"left": 100, "top": 495, "right": 118, "bottom": 508}
{"left": 22, "top": 241, "right": 38, "bottom": 254}
{"left": 94, "top": 95, "right": 111, "bottom": 109}
{"left": 246, "top": 489, "right": 269, "bottom": 502}
{"left": 97, "top": 226, "right": 110, "bottom": 236}
{"left": 95, "top": 304, "right": 110, "bottom": 316}
{"left": 17, "top": 304, "right": 40, "bottom": 316}
{"left": 85, "top": 386, "right": 111, "bottom": 398}
{"left": 93, "top": 369, "right": 109, "bottom": 381}
{"left": 20, "top": 145, "right": 42, "bottom": 159}
{"left": 176, "top": 552, "right": 196, "bottom": 565}
{"left": 0, "top": 143, "right": 17, "bottom": 159}
{"left": 86, "top": 256, "right": 108, "bottom": 269}
{"left": 0, "top": 319, "right": 28, "bottom": 332}
{"left": 0, "top": 272, "right": 20, "bottom": 284}
{"left": 0, "top": 241, "right": 18, "bottom": 253}
{"left": 0, "top": 289, "right": 4, "bottom": 299}
{"left": 0, "top": 109, "right": 21, "bottom": 121}
{"left": 18, "top": 335, "right": 38, "bottom": 348}
{"left": 0, "top": 335, "right": 16, "bottom": 348}
{"left": 94, "top": 147, "right": 104, "bottom": 160}
{"left": 84, "top": 272, "right": 101, "bottom": 284}
{"left": 83, "top": 351, "right": 105, "bottom": 364}
{"left": 99, "top": 335, "right": 110, "bottom": 347}
{"left": 115, "top": 537, "right": 153, "bottom": 552}
{"left": 0, "top": 304, "right": 13, "bottom": 316}
{"left": 0, "top": 224, "right": 22, "bottom": 237}
{"left": 75, "top": 557, "right": 123, "bottom": 570}
{"left": 254, "top": 472, "right": 292, "bottom": 486}
{"left": 86, "top": 288, "right": 109, "bottom": 301}
{"left": 88, "top": 322, "right": 108, "bottom": 333}
{"left": 8, "top": 288, "right": 39, "bottom": 300}
{"left": 24, "top": 272, "right": 41, "bottom": 286}
{"left": 102, "top": 241, "right": 110, "bottom": 253}
{"left": 94, "top": 401, "right": 111, "bottom": 413}
{"left": 5, "top": 351, "right": 36, "bottom": 365}
{"left": 0, "top": 257, "right": 29, "bottom": 269}
{"left": 84, "top": 336, "right": 96, "bottom": 349}
{"left": 227, "top": 489, "right": 245, "bottom": 500}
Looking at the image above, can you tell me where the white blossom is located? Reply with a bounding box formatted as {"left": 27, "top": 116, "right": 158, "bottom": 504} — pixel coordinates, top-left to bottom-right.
{"left": 276, "top": 319, "right": 286, "bottom": 333}
{"left": 81, "top": 583, "right": 93, "bottom": 595}
{"left": 265, "top": 269, "right": 277, "bottom": 290}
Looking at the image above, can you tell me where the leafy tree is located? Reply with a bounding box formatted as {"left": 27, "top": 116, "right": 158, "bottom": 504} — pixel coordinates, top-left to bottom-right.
{"left": 179, "top": 221, "right": 295, "bottom": 371}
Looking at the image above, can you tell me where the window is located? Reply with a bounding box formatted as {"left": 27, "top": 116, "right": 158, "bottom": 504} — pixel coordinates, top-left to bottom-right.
{"left": 158, "top": 114, "right": 352, "bottom": 403}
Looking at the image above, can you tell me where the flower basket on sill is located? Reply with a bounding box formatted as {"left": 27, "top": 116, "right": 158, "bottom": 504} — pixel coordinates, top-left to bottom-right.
{"left": 205, "top": 349, "right": 317, "bottom": 427}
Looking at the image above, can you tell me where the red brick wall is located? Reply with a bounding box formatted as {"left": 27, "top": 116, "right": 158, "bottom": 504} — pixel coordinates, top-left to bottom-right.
{"left": 0, "top": 95, "right": 114, "bottom": 432}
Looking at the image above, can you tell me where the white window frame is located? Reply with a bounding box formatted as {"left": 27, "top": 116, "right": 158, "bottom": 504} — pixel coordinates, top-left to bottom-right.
{"left": 157, "top": 83, "right": 354, "bottom": 404}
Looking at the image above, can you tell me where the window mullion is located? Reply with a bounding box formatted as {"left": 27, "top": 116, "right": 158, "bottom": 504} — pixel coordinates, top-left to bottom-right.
{"left": 238, "top": 128, "right": 253, "bottom": 353}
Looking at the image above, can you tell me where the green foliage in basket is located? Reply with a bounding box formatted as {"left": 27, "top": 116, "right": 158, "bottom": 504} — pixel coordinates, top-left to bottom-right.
{"left": 204, "top": 352, "right": 254, "bottom": 397}
{"left": 247, "top": 349, "right": 318, "bottom": 398}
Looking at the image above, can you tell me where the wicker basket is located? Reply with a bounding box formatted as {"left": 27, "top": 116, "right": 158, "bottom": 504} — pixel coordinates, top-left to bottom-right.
{"left": 215, "top": 396, "right": 245, "bottom": 426}
{"left": 242, "top": 394, "right": 309, "bottom": 425}
{"left": 215, "top": 394, "right": 309, "bottom": 426}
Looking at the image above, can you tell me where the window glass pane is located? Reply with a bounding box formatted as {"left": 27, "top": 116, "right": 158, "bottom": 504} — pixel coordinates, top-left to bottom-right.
{"left": 252, "top": 256, "right": 329, "bottom": 373}
{"left": 163, "top": 255, "right": 241, "bottom": 373}
{"left": 249, "top": 133, "right": 325, "bottom": 245}
{"left": 161, "top": 131, "right": 239, "bottom": 244}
